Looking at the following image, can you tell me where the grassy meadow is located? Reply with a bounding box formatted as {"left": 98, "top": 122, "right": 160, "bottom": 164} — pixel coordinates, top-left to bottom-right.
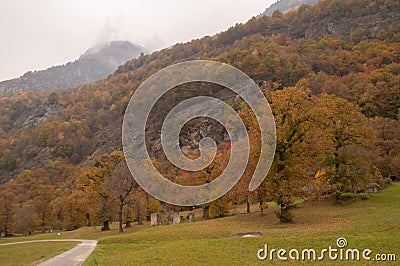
{"left": 1, "top": 182, "right": 399, "bottom": 265}
{"left": 84, "top": 182, "right": 400, "bottom": 265}
{"left": 0, "top": 241, "right": 78, "bottom": 266}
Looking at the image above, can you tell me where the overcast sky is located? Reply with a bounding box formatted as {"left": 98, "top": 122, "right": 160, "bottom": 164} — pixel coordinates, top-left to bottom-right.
{"left": 0, "top": 0, "right": 275, "bottom": 81}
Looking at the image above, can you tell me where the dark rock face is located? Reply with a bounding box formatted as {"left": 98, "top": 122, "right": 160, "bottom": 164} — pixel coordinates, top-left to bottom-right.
{"left": 21, "top": 104, "right": 64, "bottom": 130}
{"left": 7, "top": 103, "right": 64, "bottom": 133}
{"left": 259, "top": 6, "right": 400, "bottom": 41}
{"left": 303, "top": 12, "right": 399, "bottom": 39}
{"left": 140, "top": 82, "right": 238, "bottom": 161}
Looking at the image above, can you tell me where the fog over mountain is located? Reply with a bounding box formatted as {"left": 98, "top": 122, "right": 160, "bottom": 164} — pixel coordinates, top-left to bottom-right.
{"left": 0, "top": 41, "right": 145, "bottom": 96}
{"left": 0, "top": 0, "right": 270, "bottom": 81}
{"left": 261, "top": 0, "right": 320, "bottom": 16}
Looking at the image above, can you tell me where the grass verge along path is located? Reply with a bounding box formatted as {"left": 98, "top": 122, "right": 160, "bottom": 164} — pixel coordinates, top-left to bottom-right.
{"left": 0, "top": 241, "right": 78, "bottom": 266}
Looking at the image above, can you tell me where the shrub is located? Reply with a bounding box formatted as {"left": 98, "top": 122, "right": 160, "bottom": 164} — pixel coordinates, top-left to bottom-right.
{"left": 356, "top": 193, "right": 370, "bottom": 200}
{"left": 340, "top": 193, "right": 356, "bottom": 201}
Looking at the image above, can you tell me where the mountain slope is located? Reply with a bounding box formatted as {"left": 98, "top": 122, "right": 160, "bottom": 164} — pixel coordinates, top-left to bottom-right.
{"left": 118, "top": 0, "right": 399, "bottom": 75}
{"left": 0, "top": 0, "right": 398, "bottom": 236}
{"left": 0, "top": 41, "right": 145, "bottom": 97}
{"left": 261, "top": 0, "right": 320, "bottom": 16}
{"left": 0, "top": 0, "right": 399, "bottom": 185}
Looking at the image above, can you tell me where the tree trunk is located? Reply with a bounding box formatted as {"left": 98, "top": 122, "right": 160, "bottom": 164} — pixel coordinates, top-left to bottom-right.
{"left": 118, "top": 203, "right": 123, "bottom": 233}
{"left": 125, "top": 212, "right": 132, "bottom": 228}
{"left": 352, "top": 182, "right": 357, "bottom": 194}
{"left": 136, "top": 201, "right": 142, "bottom": 225}
{"left": 86, "top": 213, "right": 91, "bottom": 227}
{"left": 334, "top": 191, "right": 342, "bottom": 205}
{"left": 202, "top": 205, "right": 209, "bottom": 219}
{"left": 279, "top": 203, "right": 292, "bottom": 223}
{"left": 259, "top": 199, "right": 264, "bottom": 214}
{"left": 125, "top": 202, "right": 132, "bottom": 228}
{"left": 42, "top": 212, "right": 45, "bottom": 233}
{"left": 125, "top": 220, "right": 132, "bottom": 228}
{"left": 102, "top": 221, "right": 110, "bottom": 231}
{"left": 4, "top": 212, "right": 9, "bottom": 236}
{"left": 246, "top": 196, "right": 251, "bottom": 213}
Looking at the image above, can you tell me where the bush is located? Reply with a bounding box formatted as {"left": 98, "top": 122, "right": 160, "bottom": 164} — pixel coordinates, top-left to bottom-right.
{"left": 209, "top": 198, "right": 230, "bottom": 218}
{"left": 340, "top": 193, "right": 356, "bottom": 201}
{"left": 275, "top": 209, "right": 294, "bottom": 223}
{"left": 356, "top": 193, "right": 370, "bottom": 200}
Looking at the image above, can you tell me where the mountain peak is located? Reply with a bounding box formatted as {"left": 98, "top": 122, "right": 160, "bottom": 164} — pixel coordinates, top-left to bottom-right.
{"left": 81, "top": 40, "right": 145, "bottom": 60}
{"left": 0, "top": 41, "right": 146, "bottom": 97}
{"left": 261, "top": 0, "right": 320, "bottom": 17}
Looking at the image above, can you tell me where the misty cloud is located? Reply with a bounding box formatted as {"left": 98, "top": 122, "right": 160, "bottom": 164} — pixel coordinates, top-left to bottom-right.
{"left": 0, "top": 0, "right": 273, "bottom": 81}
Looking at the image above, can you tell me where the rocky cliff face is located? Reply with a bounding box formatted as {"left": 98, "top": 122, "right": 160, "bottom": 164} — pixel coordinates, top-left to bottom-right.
{"left": 143, "top": 84, "right": 235, "bottom": 161}
{"left": 302, "top": 10, "right": 399, "bottom": 39}
{"left": 20, "top": 104, "right": 64, "bottom": 131}
{"left": 259, "top": 4, "right": 400, "bottom": 40}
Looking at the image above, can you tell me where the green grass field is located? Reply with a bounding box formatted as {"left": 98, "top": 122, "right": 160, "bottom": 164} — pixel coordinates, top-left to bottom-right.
{"left": 0, "top": 241, "right": 78, "bottom": 266}
{"left": 1, "top": 183, "right": 399, "bottom": 265}
{"left": 85, "top": 182, "right": 400, "bottom": 265}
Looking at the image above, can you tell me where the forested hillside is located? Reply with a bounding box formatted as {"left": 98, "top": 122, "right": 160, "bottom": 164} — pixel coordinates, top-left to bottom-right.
{"left": 0, "top": 0, "right": 399, "bottom": 235}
